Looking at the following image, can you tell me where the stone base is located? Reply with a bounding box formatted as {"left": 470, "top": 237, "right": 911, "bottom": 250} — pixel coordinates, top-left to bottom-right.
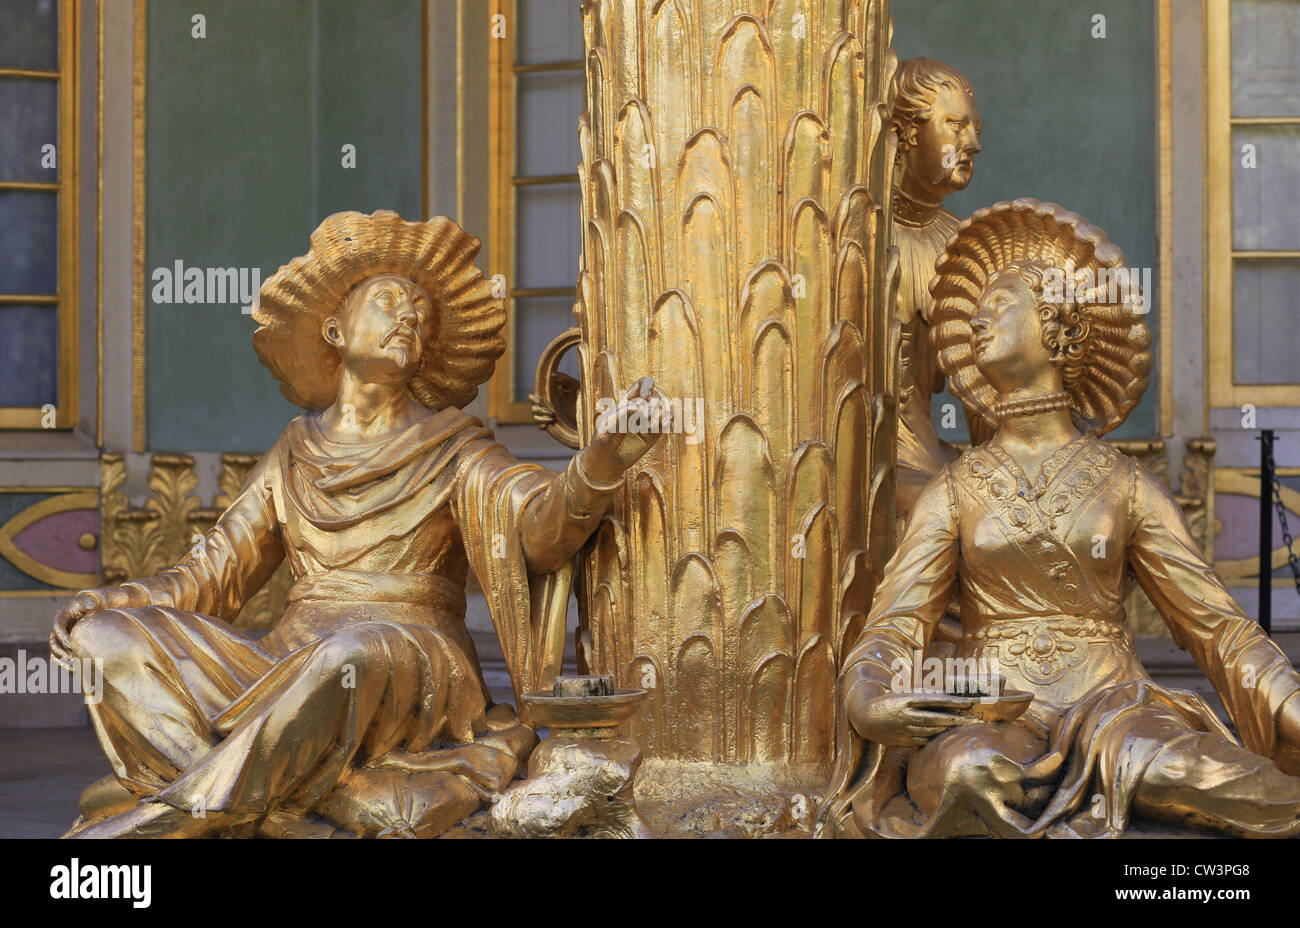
{"left": 490, "top": 734, "right": 657, "bottom": 838}
{"left": 631, "top": 760, "right": 828, "bottom": 838}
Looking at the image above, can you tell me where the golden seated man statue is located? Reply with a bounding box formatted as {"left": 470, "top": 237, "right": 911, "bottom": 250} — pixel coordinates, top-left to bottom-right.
{"left": 51, "top": 210, "right": 665, "bottom": 838}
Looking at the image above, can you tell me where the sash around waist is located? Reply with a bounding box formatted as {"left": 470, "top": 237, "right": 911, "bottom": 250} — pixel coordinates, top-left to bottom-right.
{"left": 963, "top": 613, "right": 1131, "bottom": 645}
{"left": 288, "top": 569, "right": 466, "bottom": 612}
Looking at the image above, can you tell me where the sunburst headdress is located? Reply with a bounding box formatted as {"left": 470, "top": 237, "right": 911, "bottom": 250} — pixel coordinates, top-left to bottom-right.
{"left": 929, "top": 198, "right": 1152, "bottom": 436}
{"left": 252, "top": 210, "right": 505, "bottom": 411}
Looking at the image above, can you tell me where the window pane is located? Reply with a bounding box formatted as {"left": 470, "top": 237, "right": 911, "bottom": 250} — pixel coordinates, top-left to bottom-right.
{"left": 1232, "top": 0, "right": 1300, "bottom": 117}
{"left": 0, "top": 78, "right": 58, "bottom": 182}
{"left": 0, "top": 304, "right": 57, "bottom": 405}
{"left": 516, "top": 0, "right": 583, "bottom": 66}
{"left": 0, "top": 190, "right": 56, "bottom": 293}
{"left": 1233, "top": 125, "right": 1300, "bottom": 250}
{"left": 517, "top": 70, "right": 583, "bottom": 177}
{"left": 514, "top": 296, "right": 578, "bottom": 402}
{"left": 0, "top": 0, "right": 58, "bottom": 72}
{"left": 515, "top": 183, "right": 580, "bottom": 289}
{"left": 1233, "top": 259, "right": 1300, "bottom": 384}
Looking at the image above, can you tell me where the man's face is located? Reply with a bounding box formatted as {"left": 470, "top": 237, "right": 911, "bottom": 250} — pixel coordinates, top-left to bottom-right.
{"left": 325, "top": 274, "right": 434, "bottom": 385}
{"left": 901, "top": 85, "right": 982, "bottom": 201}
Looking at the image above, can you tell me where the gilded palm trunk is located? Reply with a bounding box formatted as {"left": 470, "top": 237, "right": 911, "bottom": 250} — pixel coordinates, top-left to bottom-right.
{"left": 573, "top": 0, "right": 901, "bottom": 781}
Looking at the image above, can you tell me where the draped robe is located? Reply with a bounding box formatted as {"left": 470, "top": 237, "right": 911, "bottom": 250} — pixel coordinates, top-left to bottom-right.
{"left": 822, "top": 434, "right": 1300, "bottom": 838}
{"left": 62, "top": 407, "right": 606, "bottom": 837}
{"left": 893, "top": 203, "right": 962, "bottom": 524}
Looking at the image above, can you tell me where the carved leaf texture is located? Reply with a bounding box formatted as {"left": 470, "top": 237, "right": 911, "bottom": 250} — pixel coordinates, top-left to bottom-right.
{"left": 577, "top": 0, "right": 900, "bottom": 764}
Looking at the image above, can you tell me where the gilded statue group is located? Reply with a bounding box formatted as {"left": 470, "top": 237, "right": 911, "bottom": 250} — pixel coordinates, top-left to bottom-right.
{"left": 50, "top": 53, "right": 1300, "bottom": 840}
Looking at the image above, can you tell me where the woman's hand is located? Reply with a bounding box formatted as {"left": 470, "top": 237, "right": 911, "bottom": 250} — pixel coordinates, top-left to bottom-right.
{"left": 580, "top": 376, "right": 673, "bottom": 485}
{"left": 1271, "top": 691, "right": 1300, "bottom": 777}
{"left": 847, "top": 687, "right": 975, "bottom": 748}
{"left": 1279, "top": 690, "right": 1300, "bottom": 744}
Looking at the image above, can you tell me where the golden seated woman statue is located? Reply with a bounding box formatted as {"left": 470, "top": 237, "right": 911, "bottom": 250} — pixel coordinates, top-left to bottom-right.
{"left": 50, "top": 210, "right": 665, "bottom": 838}
{"left": 822, "top": 199, "right": 1300, "bottom": 839}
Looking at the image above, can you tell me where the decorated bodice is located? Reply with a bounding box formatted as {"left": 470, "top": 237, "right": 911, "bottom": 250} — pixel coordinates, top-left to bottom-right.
{"left": 946, "top": 435, "right": 1146, "bottom": 705}
{"left": 951, "top": 435, "right": 1130, "bottom": 628}
{"left": 845, "top": 431, "right": 1299, "bottom": 749}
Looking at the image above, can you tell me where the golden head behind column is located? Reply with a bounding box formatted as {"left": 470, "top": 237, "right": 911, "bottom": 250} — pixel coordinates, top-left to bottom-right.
{"left": 571, "top": 2, "right": 901, "bottom": 832}
{"left": 888, "top": 57, "right": 982, "bottom": 524}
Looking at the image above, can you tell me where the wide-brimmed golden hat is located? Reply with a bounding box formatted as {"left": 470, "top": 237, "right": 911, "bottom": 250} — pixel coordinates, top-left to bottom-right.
{"left": 929, "top": 198, "right": 1152, "bottom": 436}
{"left": 252, "top": 210, "right": 505, "bottom": 411}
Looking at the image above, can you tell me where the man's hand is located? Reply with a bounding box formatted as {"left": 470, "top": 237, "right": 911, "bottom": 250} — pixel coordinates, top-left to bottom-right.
{"left": 50, "top": 587, "right": 129, "bottom": 662}
{"left": 581, "top": 376, "right": 672, "bottom": 484}
{"left": 528, "top": 392, "right": 557, "bottom": 429}
{"left": 848, "top": 689, "right": 975, "bottom": 748}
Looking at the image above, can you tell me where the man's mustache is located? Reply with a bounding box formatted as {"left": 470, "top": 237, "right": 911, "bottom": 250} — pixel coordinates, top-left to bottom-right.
{"left": 381, "top": 323, "right": 420, "bottom": 350}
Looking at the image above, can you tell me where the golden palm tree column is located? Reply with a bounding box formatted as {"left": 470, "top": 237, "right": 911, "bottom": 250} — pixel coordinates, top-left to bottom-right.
{"left": 572, "top": 0, "right": 901, "bottom": 810}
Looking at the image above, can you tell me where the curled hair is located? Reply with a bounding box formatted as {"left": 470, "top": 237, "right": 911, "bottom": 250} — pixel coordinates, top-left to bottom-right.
{"left": 890, "top": 58, "right": 975, "bottom": 155}
{"left": 997, "top": 263, "right": 1090, "bottom": 390}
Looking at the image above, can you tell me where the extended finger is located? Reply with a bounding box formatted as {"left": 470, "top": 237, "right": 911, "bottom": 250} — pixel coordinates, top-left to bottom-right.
{"left": 909, "top": 695, "right": 974, "bottom": 711}
{"left": 906, "top": 709, "right": 974, "bottom": 728}
{"left": 909, "top": 717, "right": 972, "bottom": 727}
{"left": 594, "top": 406, "right": 618, "bottom": 435}
{"left": 50, "top": 616, "right": 74, "bottom": 658}
{"left": 902, "top": 728, "right": 945, "bottom": 745}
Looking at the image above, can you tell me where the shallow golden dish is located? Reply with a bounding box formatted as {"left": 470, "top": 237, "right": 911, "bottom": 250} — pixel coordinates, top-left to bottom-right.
{"left": 959, "top": 690, "right": 1034, "bottom": 723}
{"left": 521, "top": 689, "right": 646, "bottom": 731}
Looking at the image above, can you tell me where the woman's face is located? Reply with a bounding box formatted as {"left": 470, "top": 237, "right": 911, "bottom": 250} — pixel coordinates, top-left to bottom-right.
{"left": 969, "top": 269, "right": 1057, "bottom": 394}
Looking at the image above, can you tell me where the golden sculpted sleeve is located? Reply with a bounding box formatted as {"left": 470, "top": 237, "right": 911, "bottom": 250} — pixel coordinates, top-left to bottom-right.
{"left": 117, "top": 453, "right": 285, "bottom": 621}
{"left": 452, "top": 441, "right": 574, "bottom": 711}
{"left": 1127, "top": 461, "right": 1300, "bottom": 758}
{"left": 451, "top": 430, "right": 631, "bottom": 714}
{"left": 518, "top": 452, "right": 623, "bottom": 573}
{"left": 841, "top": 469, "right": 960, "bottom": 702}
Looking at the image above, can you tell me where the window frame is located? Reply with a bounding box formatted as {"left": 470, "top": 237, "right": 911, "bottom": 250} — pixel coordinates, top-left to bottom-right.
{"left": 487, "top": 0, "right": 582, "bottom": 424}
{"left": 1205, "top": 0, "right": 1300, "bottom": 409}
{"left": 0, "top": 0, "right": 80, "bottom": 430}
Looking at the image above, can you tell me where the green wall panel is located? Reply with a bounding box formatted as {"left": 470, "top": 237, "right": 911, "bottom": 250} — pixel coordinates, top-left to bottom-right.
{"left": 143, "top": 0, "right": 1159, "bottom": 449}
{"left": 145, "top": 0, "right": 423, "bottom": 452}
{"left": 892, "top": 0, "right": 1159, "bottom": 439}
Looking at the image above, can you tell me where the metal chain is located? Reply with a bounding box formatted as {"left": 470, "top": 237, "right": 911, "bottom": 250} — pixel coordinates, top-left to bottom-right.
{"left": 1265, "top": 440, "right": 1300, "bottom": 597}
